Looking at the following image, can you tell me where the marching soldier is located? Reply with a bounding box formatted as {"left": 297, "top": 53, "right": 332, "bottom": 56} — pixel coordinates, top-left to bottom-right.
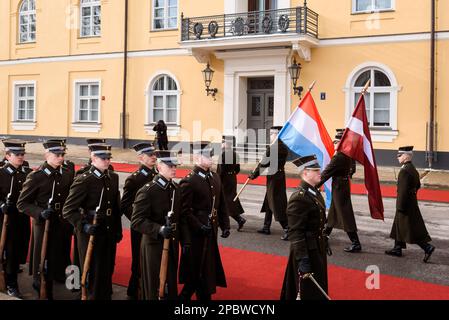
{"left": 75, "top": 139, "right": 114, "bottom": 176}
{"left": 17, "top": 140, "right": 73, "bottom": 299}
{"left": 281, "top": 155, "right": 328, "bottom": 300}
{"left": 63, "top": 144, "right": 122, "bottom": 300}
{"left": 121, "top": 142, "right": 158, "bottom": 299}
{"left": 178, "top": 142, "right": 230, "bottom": 301}
{"left": 385, "top": 146, "right": 435, "bottom": 262}
{"left": 317, "top": 129, "right": 359, "bottom": 253}
{"left": 1, "top": 138, "right": 30, "bottom": 169}
{"left": 249, "top": 126, "right": 289, "bottom": 240}
{"left": 217, "top": 136, "right": 246, "bottom": 231}
{"left": 131, "top": 150, "right": 182, "bottom": 300}
{"left": 44, "top": 139, "right": 75, "bottom": 180}
{"left": 0, "top": 140, "right": 32, "bottom": 298}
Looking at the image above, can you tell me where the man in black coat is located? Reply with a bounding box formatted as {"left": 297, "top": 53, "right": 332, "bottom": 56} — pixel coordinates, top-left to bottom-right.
{"left": 249, "top": 126, "right": 289, "bottom": 240}
{"left": 63, "top": 144, "right": 122, "bottom": 300}
{"left": 385, "top": 146, "right": 435, "bottom": 262}
{"left": 178, "top": 141, "right": 230, "bottom": 301}
{"left": 131, "top": 150, "right": 183, "bottom": 300}
{"left": 0, "top": 140, "right": 33, "bottom": 298}
{"left": 217, "top": 136, "right": 246, "bottom": 231}
{"left": 280, "top": 155, "right": 328, "bottom": 300}
{"left": 75, "top": 139, "right": 114, "bottom": 176}
{"left": 121, "top": 142, "right": 158, "bottom": 299}
{"left": 317, "top": 129, "right": 359, "bottom": 253}
{"left": 17, "top": 140, "right": 73, "bottom": 299}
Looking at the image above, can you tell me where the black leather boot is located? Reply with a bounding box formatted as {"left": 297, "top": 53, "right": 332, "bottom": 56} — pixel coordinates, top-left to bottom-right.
{"left": 344, "top": 232, "right": 362, "bottom": 252}
{"left": 385, "top": 242, "right": 403, "bottom": 257}
{"left": 420, "top": 243, "right": 435, "bottom": 263}
{"left": 233, "top": 216, "right": 247, "bottom": 232}
{"left": 257, "top": 224, "right": 271, "bottom": 235}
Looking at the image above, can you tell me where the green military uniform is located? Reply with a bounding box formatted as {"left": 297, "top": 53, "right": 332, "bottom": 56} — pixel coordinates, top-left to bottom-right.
{"left": 217, "top": 136, "right": 245, "bottom": 231}
{"left": 131, "top": 172, "right": 182, "bottom": 300}
{"left": 63, "top": 165, "right": 122, "bottom": 300}
{"left": 17, "top": 159, "right": 73, "bottom": 298}
{"left": 121, "top": 142, "right": 158, "bottom": 299}
{"left": 281, "top": 156, "right": 328, "bottom": 300}
{"left": 0, "top": 140, "right": 32, "bottom": 297}
{"left": 386, "top": 146, "right": 434, "bottom": 261}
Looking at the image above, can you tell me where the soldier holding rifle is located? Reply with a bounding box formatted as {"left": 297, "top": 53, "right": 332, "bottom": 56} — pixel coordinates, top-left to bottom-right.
{"left": 131, "top": 150, "right": 182, "bottom": 300}
{"left": 63, "top": 144, "right": 122, "bottom": 300}
{"left": 0, "top": 140, "right": 32, "bottom": 298}
{"left": 280, "top": 155, "right": 329, "bottom": 300}
{"left": 178, "top": 142, "right": 230, "bottom": 301}
{"left": 17, "top": 140, "right": 72, "bottom": 299}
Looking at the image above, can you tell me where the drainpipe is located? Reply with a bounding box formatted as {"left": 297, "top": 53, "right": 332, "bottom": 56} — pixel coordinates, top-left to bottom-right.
{"left": 427, "top": 0, "right": 436, "bottom": 168}
{"left": 121, "top": 0, "right": 129, "bottom": 148}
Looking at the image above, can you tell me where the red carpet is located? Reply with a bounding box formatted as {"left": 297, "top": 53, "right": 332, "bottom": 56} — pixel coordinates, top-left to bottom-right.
{"left": 112, "top": 230, "right": 449, "bottom": 300}
{"left": 101, "top": 162, "right": 449, "bottom": 203}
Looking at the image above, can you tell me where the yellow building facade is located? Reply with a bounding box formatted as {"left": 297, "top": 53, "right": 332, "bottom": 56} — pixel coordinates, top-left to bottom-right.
{"left": 0, "top": 0, "right": 448, "bottom": 168}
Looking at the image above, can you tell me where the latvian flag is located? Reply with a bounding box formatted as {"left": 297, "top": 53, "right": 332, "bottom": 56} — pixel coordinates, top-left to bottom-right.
{"left": 338, "top": 94, "right": 384, "bottom": 220}
{"left": 278, "top": 91, "right": 335, "bottom": 208}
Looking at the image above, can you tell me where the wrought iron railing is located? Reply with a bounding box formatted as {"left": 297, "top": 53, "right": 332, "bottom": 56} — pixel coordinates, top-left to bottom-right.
{"left": 181, "top": 6, "right": 318, "bottom": 41}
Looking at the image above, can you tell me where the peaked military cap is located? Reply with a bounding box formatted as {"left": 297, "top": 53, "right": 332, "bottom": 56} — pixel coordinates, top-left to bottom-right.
{"left": 398, "top": 146, "right": 414, "bottom": 155}
{"left": 3, "top": 139, "right": 26, "bottom": 154}
{"left": 86, "top": 138, "right": 106, "bottom": 151}
{"left": 191, "top": 141, "right": 214, "bottom": 157}
{"left": 132, "top": 142, "right": 155, "bottom": 155}
{"left": 43, "top": 139, "right": 66, "bottom": 154}
{"left": 155, "top": 150, "right": 179, "bottom": 166}
{"left": 90, "top": 144, "right": 112, "bottom": 159}
{"left": 292, "top": 154, "right": 321, "bottom": 171}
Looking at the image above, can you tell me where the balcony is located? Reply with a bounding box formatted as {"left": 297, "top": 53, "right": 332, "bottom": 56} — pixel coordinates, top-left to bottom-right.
{"left": 180, "top": 6, "right": 319, "bottom": 62}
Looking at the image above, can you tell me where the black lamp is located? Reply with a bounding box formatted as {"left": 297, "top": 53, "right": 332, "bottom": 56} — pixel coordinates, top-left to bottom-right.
{"left": 288, "top": 58, "right": 303, "bottom": 97}
{"left": 202, "top": 63, "right": 218, "bottom": 100}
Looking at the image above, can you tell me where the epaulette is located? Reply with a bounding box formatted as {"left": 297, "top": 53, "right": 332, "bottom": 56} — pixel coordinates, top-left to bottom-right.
{"left": 143, "top": 181, "right": 157, "bottom": 191}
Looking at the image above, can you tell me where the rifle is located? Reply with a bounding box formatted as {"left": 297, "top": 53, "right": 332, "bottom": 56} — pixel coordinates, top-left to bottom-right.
{"left": 81, "top": 187, "right": 104, "bottom": 301}
{"left": 199, "top": 196, "right": 216, "bottom": 286}
{"left": 39, "top": 179, "right": 56, "bottom": 300}
{"left": 158, "top": 189, "right": 176, "bottom": 300}
{"left": 0, "top": 177, "right": 14, "bottom": 292}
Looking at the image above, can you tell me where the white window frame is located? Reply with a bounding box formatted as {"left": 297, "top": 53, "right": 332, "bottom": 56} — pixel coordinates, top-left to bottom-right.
{"left": 80, "top": 0, "right": 101, "bottom": 37}
{"left": 344, "top": 62, "right": 400, "bottom": 142}
{"left": 352, "top": 0, "right": 395, "bottom": 14}
{"left": 145, "top": 72, "right": 181, "bottom": 136}
{"left": 18, "top": 0, "right": 36, "bottom": 44}
{"left": 152, "top": 0, "right": 178, "bottom": 31}
{"left": 12, "top": 81, "right": 36, "bottom": 122}
{"left": 73, "top": 80, "right": 102, "bottom": 124}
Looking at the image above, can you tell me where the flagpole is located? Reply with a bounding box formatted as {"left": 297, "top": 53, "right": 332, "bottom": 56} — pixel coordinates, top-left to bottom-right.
{"left": 234, "top": 81, "right": 317, "bottom": 202}
{"left": 361, "top": 80, "right": 370, "bottom": 95}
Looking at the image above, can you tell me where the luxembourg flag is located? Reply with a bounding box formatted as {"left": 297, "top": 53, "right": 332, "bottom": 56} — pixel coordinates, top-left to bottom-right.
{"left": 278, "top": 91, "right": 335, "bottom": 207}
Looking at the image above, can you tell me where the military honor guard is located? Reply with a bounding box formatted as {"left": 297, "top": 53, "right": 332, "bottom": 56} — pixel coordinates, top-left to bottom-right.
{"left": 385, "top": 146, "right": 435, "bottom": 262}
{"left": 0, "top": 140, "right": 33, "bottom": 298}
{"left": 217, "top": 136, "right": 246, "bottom": 231}
{"left": 249, "top": 126, "right": 289, "bottom": 240}
{"left": 131, "top": 150, "right": 182, "bottom": 300}
{"left": 63, "top": 144, "right": 122, "bottom": 300}
{"left": 75, "top": 138, "right": 114, "bottom": 176}
{"left": 17, "top": 140, "right": 73, "bottom": 299}
{"left": 121, "top": 142, "right": 158, "bottom": 299}
{"left": 44, "top": 139, "right": 75, "bottom": 180}
{"left": 178, "top": 142, "right": 230, "bottom": 301}
{"left": 1, "top": 138, "right": 30, "bottom": 169}
{"left": 280, "top": 155, "right": 328, "bottom": 300}
{"left": 317, "top": 129, "right": 359, "bottom": 253}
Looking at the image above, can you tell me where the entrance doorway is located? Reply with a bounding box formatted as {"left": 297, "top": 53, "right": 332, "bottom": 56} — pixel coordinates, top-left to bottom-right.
{"left": 246, "top": 77, "right": 274, "bottom": 145}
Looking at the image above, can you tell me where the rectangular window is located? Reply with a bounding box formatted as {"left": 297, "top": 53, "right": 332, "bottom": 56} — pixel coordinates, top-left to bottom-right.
{"left": 80, "top": 0, "right": 101, "bottom": 37}
{"left": 14, "top": 83, "right": 36, "bottom": 122}
{"left": 75, "top": 81, "right": 100, "bottom": 123}
{"left": 352, "top": 0, "right": 393, "bottom": 13}
{"left": 152, "top": 0, "right": 178, "bottom": 30}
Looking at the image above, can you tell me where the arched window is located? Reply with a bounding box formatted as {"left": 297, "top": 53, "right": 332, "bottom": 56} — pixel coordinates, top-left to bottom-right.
{"left": 80, "top": 0, "right": 101, "bottom": 37}
{"left": 148, "top": 74, "right": 180, "bottom": 124}
{"left": 346, "top": 63, "right": 399, "bottom": 141}
{"left": 19, "top": 0, "right": 36, "bottom": 43}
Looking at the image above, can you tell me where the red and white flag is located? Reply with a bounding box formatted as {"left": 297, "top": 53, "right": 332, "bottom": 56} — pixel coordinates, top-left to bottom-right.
{"left": 337, "top": 94, "right": 384, "bottom": 220}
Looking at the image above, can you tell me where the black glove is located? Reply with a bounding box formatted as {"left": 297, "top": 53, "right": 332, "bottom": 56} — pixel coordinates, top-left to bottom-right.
{"left": 40, "top": 208, "right": 55, "bottom": 221}
{"left": 221, "top": 229, "right": 230, "bottom": 238}
{"left": 298, "top": 257, "right": 312, "bottom": 275}
{"left": 82, "top": 223, "right": 98, "bottom": 235}
{"left": 159, "top": 225, "right": 174, "bottom": 239}
{"left": 200, "top": 224, "right": 212, "bottom": 236}
{"left": 248, "top": 171, "right": 258, "bottom": 180}
{"left": 1, "top": 202, "right": 15, "bottom": 215}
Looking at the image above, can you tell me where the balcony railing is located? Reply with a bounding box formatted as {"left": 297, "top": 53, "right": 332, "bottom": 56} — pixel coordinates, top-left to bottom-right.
{"left": 181, "top": 6, "right": 318, "bottom": 42}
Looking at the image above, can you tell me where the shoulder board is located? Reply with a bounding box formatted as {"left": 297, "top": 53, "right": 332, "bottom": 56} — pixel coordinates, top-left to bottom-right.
{"left": 143, "top": 181, "right": 157, "bottom": 191}
{"left": 307, "top": 188, "right": 317, "bottom": 196}
{"left": 4, "top": 166, "right": 15, "bottom": 175}
{"left": 42, "top": 167, "right": 52, "bottom": 176}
